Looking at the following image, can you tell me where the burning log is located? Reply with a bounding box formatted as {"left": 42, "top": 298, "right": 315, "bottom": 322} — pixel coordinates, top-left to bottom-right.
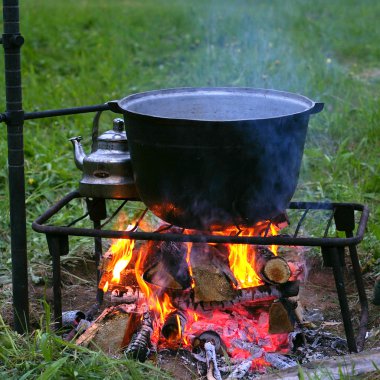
{"left": 142, "top": 238, "right": 191, "bottom": 292}
{"left": 124, "top": 309, "right": 153, "bottom": 362}
{"left": 255, "top": 246, "right": 291, "bottom": 285}
{"left": 110, "top": 286, "right": 143, "bottom": 304}
{"left": 173, "top": 283, "right": 288, "bottom": 311}
{"left": 161, "top": 310, "right": 187, "bottom": 340}
{"left": 205, "top": 342, "right": 222, "bottom": 380}
{"left": 191, "top": 243, "right": 238, "bottom": 303}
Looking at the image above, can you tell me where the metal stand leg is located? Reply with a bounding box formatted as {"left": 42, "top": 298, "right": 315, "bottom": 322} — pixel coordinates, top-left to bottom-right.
{"left": 86, "top": 198, "right": 107, "bottom": 308}
{"left": 46, "top": 234, "right": 68, "bottom": 329}
{"left": 94, "top": 221, "right": 104, "bottom": 305}
{"left": 330, "top": 247, "right": 357, "bottom": 352}
{"left": 347, "top": 240, "right": 369, "bottom": 351}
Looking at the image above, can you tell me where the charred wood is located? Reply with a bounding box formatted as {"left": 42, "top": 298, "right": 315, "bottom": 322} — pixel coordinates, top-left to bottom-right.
{"left": 124, "top": 310, "right": 153, "bottom": 362}
{"left": 173, "top": 284, "right": 280, "bottom": 311}
{"left": 161, "top": 310, "right": 187, "bottom": 340}
{"left": 276, "top": 280, "right": 300, "bottom": 298}
{"left": 140, "top": 232, "right": 191, "bottom": 291}
{"left": 110, "top": 286, "right": 143, "bottom": 304}
{"left": 121, "top": 312, "right": 142, "bottom": 348}
{"left": 192, "top": 330, "right": 226, "bottom": 355}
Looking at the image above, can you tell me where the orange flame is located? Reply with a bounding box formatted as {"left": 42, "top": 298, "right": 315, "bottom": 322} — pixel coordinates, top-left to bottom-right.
{"left": 226, "top": 222, "right": 279, "bottom": 289}
{"left": 109, "top": 238, "right": 135, "bottom": 283}
{"left": 185, "top": 242, "right": 195, "bottom": 289}
{"left": 175, "top": 314, "right": 182, "bottom": 339}
{"left": 270, "top": 224, "right": 279, "bottom": 254}
{"left": 135, "top": 244, "right": 177, "bottom": 325}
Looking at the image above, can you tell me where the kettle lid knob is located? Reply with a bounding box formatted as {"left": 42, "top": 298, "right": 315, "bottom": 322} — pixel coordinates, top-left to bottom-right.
{"left": 113, "top": 118, "right": 124, "bottom": 132}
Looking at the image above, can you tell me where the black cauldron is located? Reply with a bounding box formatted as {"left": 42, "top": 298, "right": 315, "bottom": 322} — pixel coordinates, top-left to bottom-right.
{"left": 110, "top": 87, "right": 324, "bottom": 230}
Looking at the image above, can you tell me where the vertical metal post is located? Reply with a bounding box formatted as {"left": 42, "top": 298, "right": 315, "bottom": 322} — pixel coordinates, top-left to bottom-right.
{"left": 346, "top": 232, "right": 369, "bottom": 351}
{"left": 86, "top": 198, "right": 107, "bottom": 306}
{"left": 330, "top": 247, "right": 357, "bottom": 352}
{"left": 94, "top": 220, "right": 104, "bottom": 305}
{"left": 46, "top": 234, "right": 68, "bottom": 329}
{"left": 1, "top": 0, "right": 29, "bottom": 332}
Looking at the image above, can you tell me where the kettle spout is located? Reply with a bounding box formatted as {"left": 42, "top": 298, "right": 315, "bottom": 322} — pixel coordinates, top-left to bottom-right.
{"left": 69, "top": 136, "right": 86, "bottom": 170}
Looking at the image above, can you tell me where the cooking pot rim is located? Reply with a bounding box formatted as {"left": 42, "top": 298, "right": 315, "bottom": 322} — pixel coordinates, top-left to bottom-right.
{"left": 113, "top": 87, "right": 323, "bottom": 122}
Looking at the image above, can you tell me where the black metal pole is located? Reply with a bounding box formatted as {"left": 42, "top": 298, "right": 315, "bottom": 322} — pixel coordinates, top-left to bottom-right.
{"left": 330, "top": 247, "right": 357, "bottom": 353}
{"left": 46, "top": 234, "right": 68, "bottom": 329}
{"left": 1, "top": 0, "right": 29, "bottom": 332}
{"left": 346, "top": 232, "right": 369, "bottom": 351}
{"left": 94, "top": 221, "right": 104, "bottom": 305}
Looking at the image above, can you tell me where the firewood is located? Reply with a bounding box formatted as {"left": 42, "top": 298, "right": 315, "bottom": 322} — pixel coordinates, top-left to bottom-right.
{"left": 124, "top": 310, "right": 153, "bottom": 362}
{"left": 255, "top": 246, "right": 291, "bottom": 285}
{"left": 161, "top": 310, "right": 187, "bottom": 340}
{"left": 141, "top": 238, "right": 191, "bottom": 290}
{"left": 75, "top": 305, "right": 136, "bottom": 353}
{"left": 191, "top": 243, "right": 237, "bottom": 302}
{"left": 262, "top": 257, "right": 291, "bottom": 284}
{"left": 144, "top": 261, "right": 184, "bottom": 290}
{"left": 268, "top": 300, "right": 294, "bottom": 334}
{"left": 76, "top": 306, "right": 115, "bottom": 347}
{"left": 287, "top": 295, "right": 304, "bottom": 325}
{"left": 120, "top": 312, "right": 142, "bottom": 349}
{"left": 173, "top": 284, "right": 279, "bottom": 311}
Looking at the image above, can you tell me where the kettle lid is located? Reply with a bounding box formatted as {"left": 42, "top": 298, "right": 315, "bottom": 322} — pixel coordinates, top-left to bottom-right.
{"left": 98, "top": 118, "right": 128, "bottom": 142}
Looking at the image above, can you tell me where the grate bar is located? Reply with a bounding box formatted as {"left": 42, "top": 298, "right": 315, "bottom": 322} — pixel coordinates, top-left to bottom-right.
{"left": 32, "top": 191, "right": 369, "bottom": 248}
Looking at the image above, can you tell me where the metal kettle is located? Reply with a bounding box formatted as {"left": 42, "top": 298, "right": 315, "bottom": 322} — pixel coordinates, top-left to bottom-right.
{"left": 70, "top": 117, "right": 138, "bottom": 199}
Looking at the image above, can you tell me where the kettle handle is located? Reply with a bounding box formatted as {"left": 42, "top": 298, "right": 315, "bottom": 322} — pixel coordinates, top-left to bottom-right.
{"left": 91, "top": 109, "right": 104, "bottom": 153}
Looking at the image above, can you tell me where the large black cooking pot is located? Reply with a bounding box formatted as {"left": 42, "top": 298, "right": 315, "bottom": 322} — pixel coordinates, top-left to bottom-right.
{"left": 110, "top": 88, "right": 323, "bottom": 230}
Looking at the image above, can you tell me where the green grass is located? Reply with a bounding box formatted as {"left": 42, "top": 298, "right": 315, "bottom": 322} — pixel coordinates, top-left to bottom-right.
{"left": 0, "top": 0, "right": 379, "bottom": 286}
{"left": 0, "top": 305, "right": 169, "bottom": 380}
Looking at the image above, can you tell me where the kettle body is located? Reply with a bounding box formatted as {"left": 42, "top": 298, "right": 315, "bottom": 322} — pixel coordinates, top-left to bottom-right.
{"left": 70, "top": 118, "right": 138, "bottom": 199}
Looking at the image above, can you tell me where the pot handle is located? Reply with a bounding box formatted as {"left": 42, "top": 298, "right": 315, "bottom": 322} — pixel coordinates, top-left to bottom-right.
{"left": 310, "top": 102, "right": 324, "bottom": 114}
{"left": 108, "top": 100, "right": 124, "bottom": 114}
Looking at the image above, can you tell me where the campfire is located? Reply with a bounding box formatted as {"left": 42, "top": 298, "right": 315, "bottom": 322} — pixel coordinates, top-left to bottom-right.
{"left": 90, "top": 214, "right": 306, "bottom": 376}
